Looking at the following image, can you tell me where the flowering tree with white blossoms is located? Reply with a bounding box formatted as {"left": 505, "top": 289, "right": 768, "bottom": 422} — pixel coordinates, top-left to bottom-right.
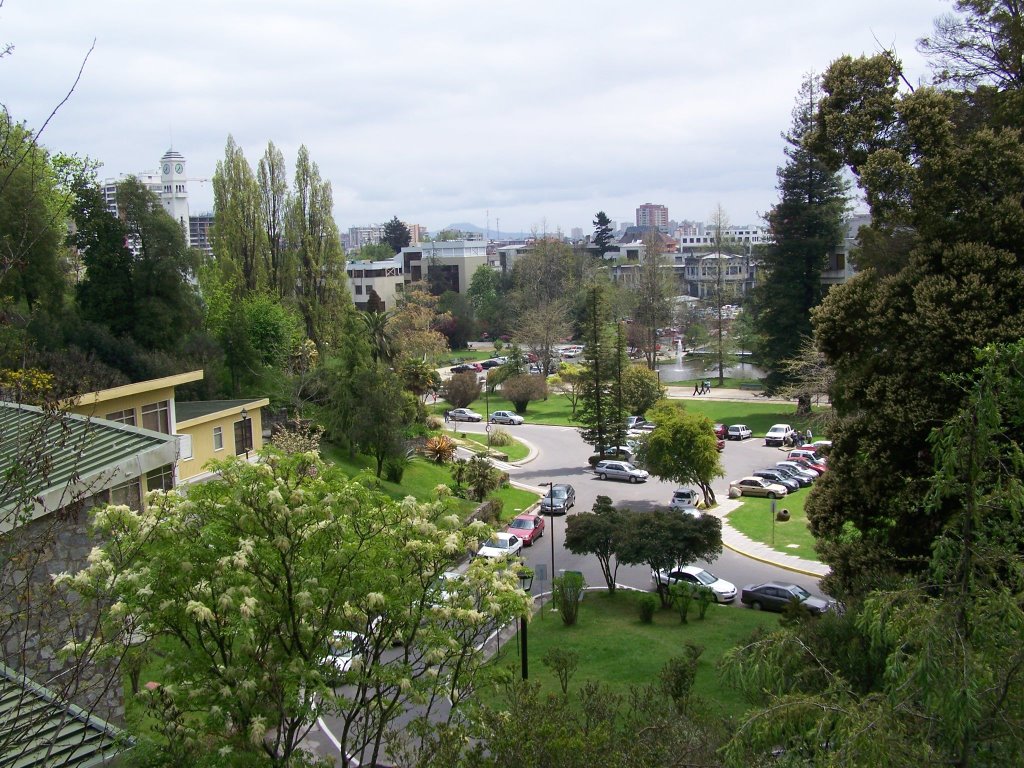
{"left": 62, "top": 449, "right": 530, "bottom": 767}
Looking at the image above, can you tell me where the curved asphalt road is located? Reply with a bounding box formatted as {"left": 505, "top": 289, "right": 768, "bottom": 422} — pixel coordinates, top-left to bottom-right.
{"left": 454, "top": 420, "right": 829, "bottom": 603}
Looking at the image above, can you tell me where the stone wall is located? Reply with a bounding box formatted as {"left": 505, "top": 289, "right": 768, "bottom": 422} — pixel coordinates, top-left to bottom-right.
{"left": 1, "top": 492, "right": 125, "bottom": 724}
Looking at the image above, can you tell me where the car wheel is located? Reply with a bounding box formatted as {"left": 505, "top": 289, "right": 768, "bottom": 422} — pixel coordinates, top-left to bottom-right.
{"left": 751, "top": 601, "right": 762, "bottom": 611}
{"left": 767, "top": 492, "right": 777, "bottom": 499}
{"left": 599, "top": 473, "right": 608, "bottom": 481}
{"left": 629, "top": 476, "right": 637, "bottom": 484}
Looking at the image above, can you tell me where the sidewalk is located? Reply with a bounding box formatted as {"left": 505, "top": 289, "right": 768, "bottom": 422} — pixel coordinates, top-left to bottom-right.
{"left": 707, "top": 497, "right": 829, "bottom": 578}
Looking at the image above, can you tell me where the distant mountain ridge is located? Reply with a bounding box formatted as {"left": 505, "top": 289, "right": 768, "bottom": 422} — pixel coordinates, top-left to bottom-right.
{"left": 441, "top": 222, "right": 531, "bottom": 240}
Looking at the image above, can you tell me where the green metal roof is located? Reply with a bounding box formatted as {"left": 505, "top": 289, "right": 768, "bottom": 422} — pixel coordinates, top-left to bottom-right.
{"left": 0, "top": 402, "right": 178, "bottom": 532}
{"left": 0, "top": 663, "right": 127, "bottom": 767}
{"left": 174, "top": 398, "right": 261, "bottom": 424}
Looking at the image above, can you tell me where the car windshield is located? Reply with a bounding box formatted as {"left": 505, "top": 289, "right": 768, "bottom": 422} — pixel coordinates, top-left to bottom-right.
{"left": 550, "top": 488, "right": 567, "bottom": 499}
{"left": 789, "top": 585, "right": 812, "bottom": 600}
{"left": 693, "top": 570, "right": 715, "bottom": 586}
{"left": 622, "top": 463, "right": 636, "bottom": 471}
{"left": 486, "top": 537, "right": 509, "bottom": 549}
{"left": 509, "top": 518, "right": 533, "bottom": 530}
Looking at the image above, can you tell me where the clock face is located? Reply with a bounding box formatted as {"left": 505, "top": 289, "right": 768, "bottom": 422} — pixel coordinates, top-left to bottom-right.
{"left": 175, "top": 163, "right": 183, "bottom": 174}
{"left": 162, "top": 163, "right": 170, "bottom": 174}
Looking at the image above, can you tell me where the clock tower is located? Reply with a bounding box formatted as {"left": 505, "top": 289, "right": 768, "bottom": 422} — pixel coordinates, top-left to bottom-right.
{"left": 159, "top": 149, "right": 191, "bottom": 246}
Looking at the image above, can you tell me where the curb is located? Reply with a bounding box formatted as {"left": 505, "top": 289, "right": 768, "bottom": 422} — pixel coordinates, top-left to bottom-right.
{"left": 720, "top": 537, "right": 829, "bottom": 579}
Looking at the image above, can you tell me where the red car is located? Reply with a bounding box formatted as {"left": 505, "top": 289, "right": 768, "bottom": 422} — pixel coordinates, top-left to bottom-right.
{"left": 716, "top": 437, "right": 726, "bottom": 452}
{"left": 506, "top": 513, "right": 545, "bottom": 546}
{"left": 714, "top": 423, "right": 726, "bottom": 439}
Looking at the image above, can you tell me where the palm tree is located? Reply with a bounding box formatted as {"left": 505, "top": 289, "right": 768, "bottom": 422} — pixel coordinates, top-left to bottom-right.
{"left": 360, "top": 310, "right": 395, "bottom": 365}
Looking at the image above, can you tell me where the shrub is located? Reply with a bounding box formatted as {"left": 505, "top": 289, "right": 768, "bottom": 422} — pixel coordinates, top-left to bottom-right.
{"left": 442, "top": 371, "right": 481, "bottom": 408}
{"left": 461, "top": 456, "right": 502, "bottom": 501}
{"left": 695, "top": 586, "right": 715, "bottom": 619}
{"left": 669, "top": 583, "right": 695, "bottom": 624}
{"left": 425, "top": 414, "right": 444, "bottom": 430}
{"left": 542, "top": 647, "right": 579, "bottom": 696}
{"left": 501, "top": 373, "right": 547, "bottom": 413}
{"left": 638, "top": 594, "right": 658, "bottom": 624}
{"left": 422, "top": 434, "right": 457, "bottom": 463}
{"left": 489, "top": 427, "right": 513, "bottom": 446}
{"left": 659, "top": 643, "right": 704, "bottom": 710}
{"left": 553, "top": 571, "right": 586, "bottom": 626}
{"left": 383, "top": 454, "right": 409, "bottom": 483}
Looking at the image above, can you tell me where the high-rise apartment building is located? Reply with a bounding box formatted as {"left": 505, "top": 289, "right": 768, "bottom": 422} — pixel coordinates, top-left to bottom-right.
{"left": 636, "top": 203, "right": 669, "bottom": 228}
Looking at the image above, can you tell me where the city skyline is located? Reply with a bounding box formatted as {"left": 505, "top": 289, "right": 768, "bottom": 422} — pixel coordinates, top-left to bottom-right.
{"left": 4, "top": 1, "right": 942, "bottom": 234}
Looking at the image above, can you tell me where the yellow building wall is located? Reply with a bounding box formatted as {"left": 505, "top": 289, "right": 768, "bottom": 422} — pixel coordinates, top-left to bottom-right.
{"left": 70, "top": 384, "right": 178, "bottom": 426}
{"left": 177, "top": 404, "right": 267, "bottom": 483}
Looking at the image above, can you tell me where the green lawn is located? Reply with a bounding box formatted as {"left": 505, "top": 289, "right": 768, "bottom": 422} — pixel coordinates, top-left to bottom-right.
{"left": 726, "top": 492, "right": 820, "bottom": 559}
{"left": 321, "top": 445, "right": 539, "bottom": 522}
{"left": 490, "top": 484, "right": 542, "bottom": 522}
{"left": 485, "top": 589, "right": 777, "bottom": 717}
{"left": 436, "top": 392, "right": 825, "bottom": 436}
{"left": 461, "top": 432, "right": 530, "bottom": 461}
{"left": 434, "top": 394, "right": 584, "bottom": 426}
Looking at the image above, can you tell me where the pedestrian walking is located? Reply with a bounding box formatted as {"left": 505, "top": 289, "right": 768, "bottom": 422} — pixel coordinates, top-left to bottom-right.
{"left": 806, "top": 427, "right": 813, "bottom": 443}
{"left": 692, "top": 381, "right": 702, "bottom": 396}
{"left": 702, "top": 379, "right": 711, "bottom": 395}
{"left": 444, "top": 410, "right": 450, "bottom": 423}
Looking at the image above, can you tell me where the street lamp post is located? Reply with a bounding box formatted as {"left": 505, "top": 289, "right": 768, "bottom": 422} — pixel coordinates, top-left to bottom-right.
{"left": 546, "top": 481, "right": 556, "bottom": 613}
{"left": 517, "top": 568, "right": 534, "bottom": 680}
{"left": 485, "top": 381, "right": 491, "bottom": 451}
{"left": 240, "top": 407, "right": 251, "bottom": 460}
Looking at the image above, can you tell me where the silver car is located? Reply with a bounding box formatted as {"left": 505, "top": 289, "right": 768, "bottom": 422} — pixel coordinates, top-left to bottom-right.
{"left": 594, "top": 460, "right": 649, "bottom": 483}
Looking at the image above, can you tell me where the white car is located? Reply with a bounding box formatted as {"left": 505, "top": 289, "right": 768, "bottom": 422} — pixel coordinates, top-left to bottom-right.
{"left": 727, "top": 424, "right": 753, "bottom": 440}
{"left": 669, "top": 487, "right": 701, "bottom": 512}
{"left": 594, "top": 460, "right": 649, "bottom": 483}
{"left": 476, "top": 532, "right": 523, "bottom": 560}
{"left": 448, "top": 408, "right": 482, "bottom": 422}
{"left": 489, "top": 410, "right": 524, "bottom": 425}
{"left": 322, "top": 630, "right": 366, "bottom": 682}
{"left": 764, "top": 423, "right": 795, "bottom": 447}
{"left": 652, "top": 565, "right": 737, "bottom": 603}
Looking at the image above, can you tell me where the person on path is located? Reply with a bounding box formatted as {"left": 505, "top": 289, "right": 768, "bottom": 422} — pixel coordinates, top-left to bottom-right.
{"left": 692, "top": 381, "right": 702, "bottom": 396}
{"left": 702, "top": 379, "right": 711, "bottom": 395}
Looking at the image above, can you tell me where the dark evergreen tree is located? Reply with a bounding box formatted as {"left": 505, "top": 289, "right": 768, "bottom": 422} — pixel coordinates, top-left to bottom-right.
{"left": 750, "top": 74, "right": 847, "bottom": 409}
{"left": 72, "top": 180, "right": 136, "bottom": 338}
{"left": 592, "top": 210, "right": 614, "bottom": 258}
{"left": 805, "top": 7, "right": 1024, "bottom": 598}
{"left": 577, "top": 285, "right": 628, "bottom": 454}
{"left": 382, "top": 215, "right": 411, "bottom": 253}
{"left": 116, "top": 177, "right": 202, "bottom": 351}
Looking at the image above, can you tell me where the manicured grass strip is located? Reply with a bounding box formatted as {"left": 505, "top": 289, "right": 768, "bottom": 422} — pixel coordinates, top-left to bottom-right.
{"left": 490, "top": 485, "right": 542, "bottom": 522}
{"left": 726, "top": 492, "right": 820, "bottom": 559}
{"left": 433, "top": 394, "right": 584, "bottom": 426}
{"left": 461, "top": 432, "right": 530, "bottom": 461}
{"left": 436, "top": 392, "right": 827, "bottom": 438}
{"left": 321, "top": 445, "right": 538, "bottom": 523}
{"left": 484, "top": 589, "right": 777, "bottom": 717}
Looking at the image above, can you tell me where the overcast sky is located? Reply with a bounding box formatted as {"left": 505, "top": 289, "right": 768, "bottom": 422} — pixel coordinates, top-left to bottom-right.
{"left": 3, "top": 1, "right": 946, "bottom": 236}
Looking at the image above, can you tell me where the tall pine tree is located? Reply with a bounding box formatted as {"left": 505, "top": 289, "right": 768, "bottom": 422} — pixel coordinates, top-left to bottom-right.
{"left": 577, "top": 284, "right": 629, "bottom": 455}
{"left": 750, "top": 74, "right": 847, "bottom": 410}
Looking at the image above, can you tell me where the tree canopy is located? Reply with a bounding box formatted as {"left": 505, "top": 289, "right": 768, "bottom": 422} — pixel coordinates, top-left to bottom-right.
{"left": 65, "top": 449, "right": 530, "bottom": 767}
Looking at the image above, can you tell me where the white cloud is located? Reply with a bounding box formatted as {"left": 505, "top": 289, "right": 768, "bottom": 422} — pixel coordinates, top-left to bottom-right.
{"left": 2, "top": 0, "right": 938, "bottom": 233}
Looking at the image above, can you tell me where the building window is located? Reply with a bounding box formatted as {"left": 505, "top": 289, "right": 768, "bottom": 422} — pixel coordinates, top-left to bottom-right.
{"left": 213, "top": 426, "right": 224, "bottom": 451}
{"left": 141, "top": 400, "right": 171, "bottom": 433}
{"left": 354, "top": 284, "right": 363, "bottom": 295}
{"left": 106, "top": 408, "right": 136, "bottom": 426}
{"left": 147, "top": 465, "right": 174, "bottom": 492}
{"left": 234, "top": 418, "right": 253, "bottom": 456}
{"left": 110, "top": 478, "right": 142, "bottom": 510}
